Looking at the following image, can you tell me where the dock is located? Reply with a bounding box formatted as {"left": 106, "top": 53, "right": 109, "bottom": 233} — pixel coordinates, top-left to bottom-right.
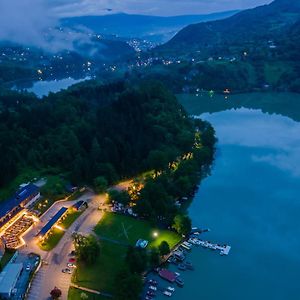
{"left": 197, "top": 240, "right": 231, "bottom": 255}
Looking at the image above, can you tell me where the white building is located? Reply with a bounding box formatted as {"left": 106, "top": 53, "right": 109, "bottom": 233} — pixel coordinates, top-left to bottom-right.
{"left": 0, "top": 263, "right": 23, "bottom": 299}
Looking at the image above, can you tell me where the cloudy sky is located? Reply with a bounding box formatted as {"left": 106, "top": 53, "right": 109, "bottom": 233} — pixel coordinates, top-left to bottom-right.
{"left": 0, "top": 0, "right": 272, "bottom": 50}
{"left": 52, "top": 0, "right": 272, "bottom": 17}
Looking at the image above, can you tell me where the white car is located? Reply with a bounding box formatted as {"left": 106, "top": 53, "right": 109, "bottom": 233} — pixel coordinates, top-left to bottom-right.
{"left": 67, "top": 263, "right": 76, "bottom": 268}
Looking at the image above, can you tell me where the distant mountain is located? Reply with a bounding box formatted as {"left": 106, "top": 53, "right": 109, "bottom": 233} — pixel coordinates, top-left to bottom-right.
{"left": 61, "top": 11, "right": 239, "bottom": 43}
{"left": 159, "top": 0, "right": 300, "bottom": 55}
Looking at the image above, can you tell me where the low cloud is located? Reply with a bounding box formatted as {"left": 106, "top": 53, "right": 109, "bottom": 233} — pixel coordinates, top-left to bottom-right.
{"left": 0, "top": 0, "right": 56, "bottom": 47}
{"left": 0, "top": 0, "right": 95, "bottom": 52}
{"left": 0, "top": 0, "right": 272, "bottom": 50}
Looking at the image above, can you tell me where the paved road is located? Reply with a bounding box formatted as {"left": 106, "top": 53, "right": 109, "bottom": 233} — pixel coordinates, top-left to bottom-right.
{"left": 25, "top": 192, "right": 106, "bottom": 300}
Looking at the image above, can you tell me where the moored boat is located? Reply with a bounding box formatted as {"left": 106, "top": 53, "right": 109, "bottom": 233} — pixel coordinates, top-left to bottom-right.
{"left": 176, "top": 277, "right": 184, "bottom": 287}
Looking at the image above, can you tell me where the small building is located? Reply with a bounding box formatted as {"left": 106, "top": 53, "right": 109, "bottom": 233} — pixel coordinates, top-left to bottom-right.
{"left": 0, "top": 263, "right": 23, "bottom": 299}
{"left": 72, "top": 200, "right": 88, "bottom": 211}
{"left": 37, "top": 207, "right": 68, "bottom": 240}
{"left": 0, "top": 184, "right": 40, "bottom": 228}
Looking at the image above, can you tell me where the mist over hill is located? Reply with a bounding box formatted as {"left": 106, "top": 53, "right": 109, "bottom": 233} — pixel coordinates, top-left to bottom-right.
{"left": 62, "top": 11, "right": 239, "bottom": 43}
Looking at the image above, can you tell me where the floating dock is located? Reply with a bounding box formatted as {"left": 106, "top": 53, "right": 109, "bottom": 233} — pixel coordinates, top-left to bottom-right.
{"left": 198, "top": 240, "right": 231, "bottom": 255}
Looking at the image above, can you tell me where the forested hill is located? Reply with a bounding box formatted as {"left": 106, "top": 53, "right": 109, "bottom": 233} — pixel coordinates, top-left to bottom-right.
{"left": 158, "top": 0, "right": 300, "bottom": 55}
{"left": 62, "top": 11, "right": 239, "bottom": 43}
{"left": 0, "top": 81, "right": 201, "bottom": 190}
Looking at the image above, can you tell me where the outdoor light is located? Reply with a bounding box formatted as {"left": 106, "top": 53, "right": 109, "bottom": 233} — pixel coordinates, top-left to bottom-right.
{"left": 153, "top": 231, "right": 158, "bottom": 238}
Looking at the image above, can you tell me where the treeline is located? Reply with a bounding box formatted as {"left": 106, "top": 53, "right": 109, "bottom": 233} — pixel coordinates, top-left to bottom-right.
{"left": 0, "top": 80, "right": 199, "bottom": 191}
{"left": 133, "top": 119, "right": 216, "bottom": 227}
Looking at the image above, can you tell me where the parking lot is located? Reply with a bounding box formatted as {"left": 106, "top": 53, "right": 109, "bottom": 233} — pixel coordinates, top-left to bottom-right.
{"left": 10, "top": 252, "right": 40, "bottom": 300}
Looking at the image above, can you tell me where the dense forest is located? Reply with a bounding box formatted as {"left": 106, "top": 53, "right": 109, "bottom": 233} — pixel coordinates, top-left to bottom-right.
{"left": 0, "top": 80, "right": 205, "bottom": 194}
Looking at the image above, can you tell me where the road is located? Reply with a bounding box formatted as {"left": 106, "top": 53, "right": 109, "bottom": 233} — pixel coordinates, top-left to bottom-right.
{"left": 24, "top": 192, "right": 106, "bottom": 300}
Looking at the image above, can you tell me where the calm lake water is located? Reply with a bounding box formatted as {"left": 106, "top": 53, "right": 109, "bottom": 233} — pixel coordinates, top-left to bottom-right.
{"left": 156, "top": 93, "right": 300, "bottom": 300}
{"left": 27, "top": 77, "right": 90, "bottom": 98}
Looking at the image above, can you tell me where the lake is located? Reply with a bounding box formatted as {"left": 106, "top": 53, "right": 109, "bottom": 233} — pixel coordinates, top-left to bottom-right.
{"left": 27, "top": 77, "right": 90, "bottom": 98}
{"left": 155, "top": 93, "right": 300, "bottom": 300}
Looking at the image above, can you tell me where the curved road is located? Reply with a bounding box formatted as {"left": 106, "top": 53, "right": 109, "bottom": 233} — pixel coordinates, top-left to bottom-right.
{"left": 23, "top": 192, "right": 106, "bottom": 300}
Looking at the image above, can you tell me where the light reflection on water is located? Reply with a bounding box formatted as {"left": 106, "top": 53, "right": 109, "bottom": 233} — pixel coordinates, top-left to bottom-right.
{"left": 202, "top": 108, "right": 300, "bottom": 177}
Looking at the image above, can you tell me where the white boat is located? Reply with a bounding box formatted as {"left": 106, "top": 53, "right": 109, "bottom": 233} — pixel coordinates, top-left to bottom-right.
{"left": 183, "top": 241, "right": 192, "bottom": 247}
{"left": 163, "top": 291, "right": 172, "bottom": 297}
{"left": 167, "top": 286, "right": 175, "bottom": 292}
{"left": 149, "top": 286, "right": 157, "bottom": 291}
{"left": 181, "top": 244, "right": 191, "bottom": 251}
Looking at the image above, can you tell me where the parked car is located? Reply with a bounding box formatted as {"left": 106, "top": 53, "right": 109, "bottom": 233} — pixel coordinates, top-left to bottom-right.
{"left": 62, "top": 268, "right": 72, "bottom": 274}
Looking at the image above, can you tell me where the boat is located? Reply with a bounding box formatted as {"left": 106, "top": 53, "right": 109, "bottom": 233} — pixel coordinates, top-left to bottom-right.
{"left": 163, "top": 291, "right": 172, "bottom": 297}
{"left": 167, "top": 256, "right": 174, "bottom": 263}
{"left": 185, "top": 261, "right": 194, "bottom": 270}
{"left": 174, "top": 272, "right": 181, "bottom": 277}
{"left": 178, "top": 263, "right": 186, "bottom": 271}
{"left": 183, "top": 241, "right": 192, "bottom": 248}
{"left": 159, "top": 269, "right": 177, "bottom": 283}
{"left": 149, "top": 286, "right": 157, "bottom": 291}
{"left": 180, "top": 244, "right": 191, "bottom": 251}
{"left": 167, "top": 286, "right": 175, "bottom": 292}
{"left": 174, "top": 250, "right": 185, "bottom": 261}
{"left": 148, "top": 279, "right": 158, "bottom": 286}
{"left": 176, "top": 277, "right": 184, "bottom": 287}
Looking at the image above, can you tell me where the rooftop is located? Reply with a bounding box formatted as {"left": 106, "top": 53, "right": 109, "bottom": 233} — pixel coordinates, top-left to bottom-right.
{"left": 38, "top": 207, "right": 68, "bottom": 237}
{"left": 0, "top": 263, "right": 23, "bottom": 294}
{"left": 0, "top": 184, "right": 39, "bottom": 220}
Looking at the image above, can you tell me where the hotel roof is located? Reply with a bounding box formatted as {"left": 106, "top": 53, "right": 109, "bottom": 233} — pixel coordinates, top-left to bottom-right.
{"left": 0, "top": 184, "right": 39, "bottom": 220}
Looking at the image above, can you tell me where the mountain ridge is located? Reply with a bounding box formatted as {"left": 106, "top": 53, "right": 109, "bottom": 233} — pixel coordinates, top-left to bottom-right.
{"left": 61, "top": 10, "right": 240, "bottom": 43}
{"left": 159, "top": 0, "right": 300, "bottom": 54}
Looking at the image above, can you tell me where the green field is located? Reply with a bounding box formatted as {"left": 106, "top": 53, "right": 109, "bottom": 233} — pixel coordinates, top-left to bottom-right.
{"left": 60, "top": 209, "right": 82, "bottom": 229}
{"left": 94, "top": 213, "right": 181, "bottom": 248}
{"left": 72, "top": 213, "right": 181, "bottom": 294}
{"left": 68, "top": 288, "right": 107, "bottom": 300}
{"left": 39, "top": 227, "right": 65, "bottom": 251}
{"left": 73, "top": 240, "right": 126, "bottom": 293}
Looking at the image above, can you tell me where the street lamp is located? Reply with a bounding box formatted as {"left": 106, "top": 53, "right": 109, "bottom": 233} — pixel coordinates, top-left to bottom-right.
{"left": 153, "top": 231, "right": 159, "bottom": 238}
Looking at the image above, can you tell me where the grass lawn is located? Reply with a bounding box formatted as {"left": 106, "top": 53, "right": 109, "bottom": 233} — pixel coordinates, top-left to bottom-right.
{"left": 94, "top": 213, "right": 181, "bottom": 249}
{"left": 73, "top": 213, "right": 180, "bottom": 294}
{"left": 68, "top": 288, "right": 107, "bottom": 300}
{"left": 72, "top": 240, "right": 126, "bottom": 293}
{"left": 60, "top": 209, "right": 82, "bottom": 229}
{"left": 38, "top": 227, "right": 65, "bottom": 251}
